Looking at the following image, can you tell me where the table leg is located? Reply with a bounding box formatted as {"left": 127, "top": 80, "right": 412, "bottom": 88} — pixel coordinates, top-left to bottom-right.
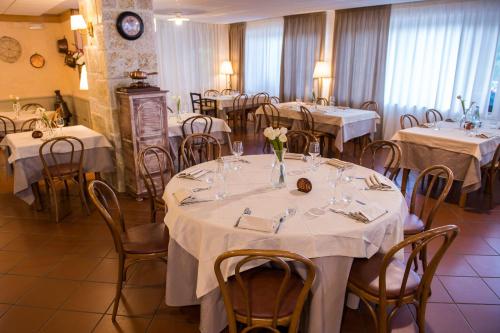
{"left": 401, "top": 168, "right": 410, "bottom": 197}
{"left": 459, "top": 192, "right": 467, "bottom": 208}
{"left": 31, "top": 182, "right": 43, "bottom": 211}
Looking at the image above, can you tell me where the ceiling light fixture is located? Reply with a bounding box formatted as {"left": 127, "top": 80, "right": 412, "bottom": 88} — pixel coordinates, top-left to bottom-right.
{"left": 168, "top": 13, "right": 189, "bottom": 26}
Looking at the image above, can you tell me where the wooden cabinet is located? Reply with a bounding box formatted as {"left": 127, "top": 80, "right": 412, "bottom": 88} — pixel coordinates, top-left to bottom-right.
{"left": 116, "top": 90, "right": 169, "bottom": 198}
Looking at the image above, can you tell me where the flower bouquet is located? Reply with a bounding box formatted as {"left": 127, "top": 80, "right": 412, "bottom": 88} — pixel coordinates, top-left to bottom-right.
{"left": 456, "top": 95, "right": 476, "bottom": 129}
{"left": 263, "top": 127, "right": 288, "bottom": 188}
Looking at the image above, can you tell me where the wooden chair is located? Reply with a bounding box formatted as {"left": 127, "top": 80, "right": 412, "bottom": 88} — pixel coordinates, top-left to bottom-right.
{"left": 425, "top": 109, "right": 444, "bottom": 123}
{"left": 180, "top": 133, "right": 221, "bottom": 168}
{"left": 214, "top": 249, "right": 316, "bottom": 333}
{"left": 21, "top": 103, "right": 43, "bottom": 112}
{"left": 0, "top": 115, "right": 16, "bottom": 138}
{"left": 261, "top": 103, "right": 281, "bottom": 129}
{"left": 227, "top": 94, "right": 248, "bottom": 132}
{"left": 179, "top": 115, "right": 214, "bottom": 171}
{"left": 190, "top": 92, "right": 217, "bottom": 117}
{"left": 221, "top": 89, "right": 239, "bottom": 95}
{"left": 138, "top": 145, "right": 175, "bottom": 223}
{"left": 481, "top": 144, "right": 500, "bottom": 209}
{"left": 285, "top": 130, "right": 316, "bottom": 155}
{"left": 360, "top": 101, "right": 379, "bottom": 112}
{"left": 299, "top": 105, "right": 332, "bottom": 156}
{"left": 270, "top": 96, "right": 280, "bottom": 104}
{"left": 39, "top": 136, "right": 90, "bottom": 223}
{"left": 404, "top": 165, "right": 454, "bottom": 270}
{"left": 249, "top": 92, "right": 270, "bottom": 133}
{"left": 359, "top": 140, "right": 402, "bottom": 181}
{"left": 347, "top": 225, "right": 459, "bottom": 333}
{"left": 88, "top": 180, "right": 169, "bottom": 322}
{"left": 204, "top": 89, "right": 220, "bottom": 97}
{"left": 20, "top": 118, "right": 38, "bottom": 132}
{"left": 400, "top": 114, "right": 420, "bottom": 129}
{"left": 316, "top": 97, "right": 328, "bottom": 106}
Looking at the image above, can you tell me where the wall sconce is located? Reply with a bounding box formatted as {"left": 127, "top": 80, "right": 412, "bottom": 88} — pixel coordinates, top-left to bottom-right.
{"left": 220, "top": 60, "right": 234, "bottom": 89}
{"left": 71, "top": 14, "right": 94, "bottom": 37}
{"left": 80, "top": 64, "right": 89, "bottom": 90}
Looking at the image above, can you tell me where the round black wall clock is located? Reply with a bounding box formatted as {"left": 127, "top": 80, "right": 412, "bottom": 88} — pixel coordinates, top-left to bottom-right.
{"left": 116, "top": 11, "right": 144, "bottom": 40}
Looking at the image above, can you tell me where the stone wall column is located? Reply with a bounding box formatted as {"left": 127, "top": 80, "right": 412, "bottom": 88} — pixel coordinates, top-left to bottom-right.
{"left": 79, "top": 0, "right": 158, "bottom": 191}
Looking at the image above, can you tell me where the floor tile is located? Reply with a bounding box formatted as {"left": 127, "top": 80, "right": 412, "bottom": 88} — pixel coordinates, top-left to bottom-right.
{"left": 93, "top": 315, "right": 151, "bottom": 333}
{"left": 0, "top": 275, "right": 37, "bottom": 303}
{"left": 127, "top": 261, "right": 166, "bottom": 287}
{"left": 485, "top": 238, "right": 500, "bottom": 254}
{"left": 61, "top": 281, "right": 115, "bottom": 313}
{"left": 16, "top": 278, "right": 79, "bottom": 309}
{"left": 0, "top": 232, "right": 19, "bottom": 248}
{"left": 458, "top": 304, "right": 500, "bottom": 333}
{"left": 8, "top": 253, "right": 63, "bottom": 276}
{"left": 428, "top": 277, "right": 453, "bottom": 303}
{"left": 435, "top": 254, "right": 478, "bottom": 277}
{"left": 111, "top": 286, "right": 164, "bottom": 317}
{"left": 47, "top": 255, "right": 102, "bottom": 280}
{"left": 440, "top": 276, "right": 500, "bottom": 304}
{"left": 1, "top": 233, "right": 51, "bottom": 252}
{"left": 465, "top": 255, "right": 500, "bottom": 277}
{"left": 448, "top": 236, "right": 498, "bottom": 255}
{"left": 0, "top": 305, "right": 54, "bottom": 333}
{"left": 422, "top": 303, "right": 473, "bottom": 333}
{"left": 147, "top": 316, "right": 199, "bottom": 333}
{"left": 0, "top": 251, "right": 24, "bottom": 273}
{"left": 0, "top": 304, "right": 10, "bottom": 318}
{"left": 483, "top": 278, "right": 500, "bottom": 298}
{"left": 86, "top": 258, "right": 120, "bottom": 283}
{"left": 39, "top": 310, "right": 102, "bottom": 333}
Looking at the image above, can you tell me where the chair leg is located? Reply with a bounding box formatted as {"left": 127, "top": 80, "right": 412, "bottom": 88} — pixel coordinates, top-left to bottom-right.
{"left": 112, "top": 254, "right": 125, "bottom": 322}
{"left": 416, "top": 302, "right": 427, "bottom": 333}
{"left": 378, "top": 302, "right": 388, "bottom": 333}
{"left": 78, "top": 177, "right": 90, "bottom": 215}
{"left": 63, "top": 180, "right": 70, "bottom": 196}
{"left": 150, "top": 200, "right": 156, "bottom": 223}
{"left": 51, "top": 183, "right": 60, "bottom": 223}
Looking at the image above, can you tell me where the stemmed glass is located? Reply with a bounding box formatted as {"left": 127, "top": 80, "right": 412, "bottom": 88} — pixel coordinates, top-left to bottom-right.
{"left": 232, "top": 141, "right": 244, "bottom": 170}
{"left": 327, "top": 168, "right": 343, "bottom": 205}
{"left": 55, "top": 116, "right": 65, "bottom": 136}
{"left": 308, "top": 142, "right": 320, "bottom": 171}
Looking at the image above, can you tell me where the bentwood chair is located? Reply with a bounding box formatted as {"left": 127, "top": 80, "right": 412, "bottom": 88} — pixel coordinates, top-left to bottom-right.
{"left": 299, "top": 105, "right": 333, "bottom": 156}
{"left": 285, "top": 130, "right": 317, "bottom": 155}
{"left": 204, "top": 89, "right": 220, "bottom": 97}
{"left": 425, "top": 109, "right": 444, "bottom": 123}
{"left": 181, "top": 133, "right": 221, "bottom": 168}
{"left": 21, "top": 103, "right": 43, "bottom": 112}
{"left": 250, "top": 92, "right": 270, "bottom": 133}
{"left": 179, "top": 115, "right": 214, "bottom": 170}
{"left": 400, "top": 114, "right": 420, "bottom": 129}
{"left": 221, "top": 89, "right": 238, "bottom": 95}
{"left": 360, "top": 101, "right": 379, "bottom": 112}
{"left": 404, "top": 165, "right": 454, "bottom": 269}
{"left": 347, "top": 225, "right": 459, "bottom": 333}
{"left": 270, "top": 96, "right": 280, "bottom": 104}
{"left": 138, "top": 145, "right": 175, "bottom": 223}
{"left": 88, "top": 180, "right": 169, "bottom": 322}
{"left": 316, "top": 97, "right": 328, "bottom": 106}
{"left": 481, "top": 144, "right": 500, "bottom": 209}
{"left": 0, "top": 115, "right": 16, "bottom": 138}
{"left": 359, "top": 140, "right": 402, "bottom": 181}
{"left": 39, "top": 136, "right": 90, "bottom": 223}
{"left": 214, "top": 249, "right": 316, "bottom": 333}
{"left": 227, "top": 94, "right": 248, "bottom": 132}
{"left": 190, "top": 92, "right": 217, "bottom": 117}
{"left": 20, "top": 118, "right": 38, "bottom": 132}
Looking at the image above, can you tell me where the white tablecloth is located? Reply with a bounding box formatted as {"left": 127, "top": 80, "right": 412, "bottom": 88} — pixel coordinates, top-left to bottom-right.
{"left": 391, "top": 121, "right": 500, "bottom": 192}
{"left": 0, "top": 125, "right": 114, "bottom": 204}
{"left": 0, "top": 111, "right": 56, "bottom": 132}
{"left": 162, "top": 155, "right": 407, "bottom": 333}
{"left": 255, "top": 103, "right": 380, "bottom": 152}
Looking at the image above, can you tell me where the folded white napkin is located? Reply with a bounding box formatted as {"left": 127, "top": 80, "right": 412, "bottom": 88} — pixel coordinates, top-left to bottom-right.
{"left": 364, "top": 174, "right": 393, "bottom": 190}
{"left": 284, "top": 153, "right": 305, "bottom": 160}
{"left": 173, "top": 189, "right": 193, "bottom": 205}
{"left": 237, "top": 215, "right": 278, "bottom": 233}
{"left": 326, "top": 158, "right": 353, "bottom": 169}
{"left": 173, "top": 188, "right": 212, "bottom": 206}
{"left": 419, "top": 123, "right": 433, "bottom": 128}
{"left": 331, "top": 201, "right": 387, "bottom": 223}
{"left": 476, "top": 133, "right": 495, "bottom": 139}
{"left": 178, "top": 169, "right": 209, "bottom": 180}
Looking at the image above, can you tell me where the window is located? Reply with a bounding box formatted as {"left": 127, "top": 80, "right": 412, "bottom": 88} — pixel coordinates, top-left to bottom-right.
{"left": 488, "top": 43, "right": 500, "bottom": 113}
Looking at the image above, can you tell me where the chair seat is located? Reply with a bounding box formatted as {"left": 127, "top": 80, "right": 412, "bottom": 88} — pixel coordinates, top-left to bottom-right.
{"left": 227, "top": 267, "right": 304, "bottom": 319}
{"left": 43, "top": 163, "right": 80, "bottom": 177}
{"left": 349, "top": 253, "right": 421, "bottom": 298}
{"left": 403, "top": 214, "right": 425, "bottom": 235}
{"left": 121, "top": 223, "right": 169, "bottom": 254}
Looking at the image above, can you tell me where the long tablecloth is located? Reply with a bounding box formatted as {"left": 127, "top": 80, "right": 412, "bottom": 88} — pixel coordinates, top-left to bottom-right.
{"left": 0, "top": 111, "right": 56, "bottom": 132}
{"left": 162, "top": 155, "right": 407, "bottom": 333}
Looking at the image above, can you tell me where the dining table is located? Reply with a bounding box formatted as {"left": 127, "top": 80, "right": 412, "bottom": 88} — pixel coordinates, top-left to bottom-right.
{"left": 0, "top": 125, "right": 114, "bottom": 206}
{"left": 255, "top": 102, "right": 381, "bottom": 153}
{"left": 162, "top": 154, "right": 407, "bottom": 333}
{"left": 0, "top": 110, "right": 56, "bottom": 132}
{"left": 211, "top": 93, "right": 269, "bottom": 119}
{"left": 391, "top": 120, "right": 500, "bottom": 206}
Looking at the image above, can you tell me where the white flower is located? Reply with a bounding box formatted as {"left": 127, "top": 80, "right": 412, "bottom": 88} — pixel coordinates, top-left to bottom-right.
{"left": 263, "top": 127, "right": 273, "bottom": 139}
{"left": 273, "top": 128, "right": 281, "bottom": 137}
{"left": 279, "top": 127, "right": 287, "bottom": 135}
{"left": 278, "top": 134, "right": 287, "bottom": 143}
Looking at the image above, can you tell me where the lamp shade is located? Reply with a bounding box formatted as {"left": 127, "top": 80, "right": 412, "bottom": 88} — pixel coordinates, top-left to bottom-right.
{"left": 71, "top": 15, "right": 87, "bottom": 30}
{"left": 313, "top": 61, "right": 331, "bottom": 79}
{"left": 80, "top": 64, "right": 89, "bottom": 90}
{"left": 221, "top": 60, "right": 234, "bottom": 75}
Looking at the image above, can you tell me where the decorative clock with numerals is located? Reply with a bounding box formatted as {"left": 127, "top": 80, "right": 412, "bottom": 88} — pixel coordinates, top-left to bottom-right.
{"left": 116, "top": 11, "right": 144, "bottom": 40}
{"left": 0, "top": 36, "right": 22, "bottom": 63}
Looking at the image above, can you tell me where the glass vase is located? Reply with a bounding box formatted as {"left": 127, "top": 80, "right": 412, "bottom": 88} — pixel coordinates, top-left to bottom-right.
{"left": 271, "top": 149, "right": 287, "bottom": 189}
{"left": 12, "top": 102, "right": 20, "bottom": 120}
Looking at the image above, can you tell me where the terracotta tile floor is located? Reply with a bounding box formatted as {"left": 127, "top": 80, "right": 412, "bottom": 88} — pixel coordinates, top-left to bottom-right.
{"left": 0, "top": 131, "right": 499, "bottom": 333}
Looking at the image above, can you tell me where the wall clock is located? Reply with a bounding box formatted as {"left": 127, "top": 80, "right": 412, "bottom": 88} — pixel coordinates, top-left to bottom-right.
{"left": 30, "top": 53, "right": 45, "bottom": 68}
{"left": 0, "top": 36, "right": 22, "bottom": 63}
{"left": 116, "top": 11, "right": 144, "bottom": 40}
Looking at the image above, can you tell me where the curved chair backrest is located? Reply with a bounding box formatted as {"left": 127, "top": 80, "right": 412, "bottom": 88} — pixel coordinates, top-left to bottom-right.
{"left": 285, "top": 130, "right": 316, "bottom": 155}
{"left": 270, "top": 96, "right": 280, "bottom": 104}
{"left": 39, "top": 136, "right": 85, "bottom": 179}
{"left": 181, "top": 133, "right": 221, "bottom": 168}
{"left": 252, "top": 92, "right": 270, "bottom": 109}
{"left": 181, "top": 115, "right": 213, "bottom": 137}
{"left": 425, "top": 109, "right": 444, "bottom": 123}
{"left": 138, "top": 145, "right": 175, "bottom": 202}
{"left": 359, "top": 140, "right": 402, "bottom": 180}
{"left": 20, "top": 118, "right": 38, "bottom": 132}
{"left": 88, "top": 180, "right": 125, "bottom": 253}
{"left": 316, "top": 98, "right": 328, "bottom": 106}
{"left": 0, "top": 115, "right": 16, "bottom": 137}
{"left": 261, "top": 103, "right": 281, "bottom": 129}
{"left": 487, "top": 144, "right": 500, "bottom": 176}
{"left": 221, "top": 89, "right": 238, "bottom": 95}
{"left": 21, "top": 103, "right": 43, "bottom": 112}
{"left": 400, "top": 114, "right": 420, "bottom": 129}
{"left": 214, "top": 249, "right": 316, "bottom": 333}
{"left": 299, "top": 106, "right": 315, "bottom": 133}
{"left": 190, "top": 92, "right": 217, "bottom": 114}
{"left": 204, "top": 89, "right": 220, "bottom": 97}
{"left": 378, "top": 225, "right": 458, "bottom": 307}
{"left": 232, "top": 94, "right": 248, "bottom": 111}
{"left": 360, "top": 101, "right": 379, "bottom": 112}
{"left": 410, "top": 165, "right": 454, "bottom": 231}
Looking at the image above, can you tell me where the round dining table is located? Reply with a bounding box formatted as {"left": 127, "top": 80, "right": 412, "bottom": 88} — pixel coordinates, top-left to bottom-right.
{"left": 162, "top": 154, "right": 408, "bottom": 333}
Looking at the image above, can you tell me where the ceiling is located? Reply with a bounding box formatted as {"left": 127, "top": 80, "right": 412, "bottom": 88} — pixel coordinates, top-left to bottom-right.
{"left": 1, "top": 0, "right": 420, "bottom": 22}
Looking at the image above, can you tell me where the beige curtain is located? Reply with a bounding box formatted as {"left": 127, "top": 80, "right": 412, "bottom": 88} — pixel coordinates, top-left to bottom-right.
{"left": 332, "top": 6, "right": 390, "bottom": 115}
{"left": 229, "top": 22, "right": 245, "bottom": 92}
{"left": 280, "top": 12, "right": 326, "bottom": 102}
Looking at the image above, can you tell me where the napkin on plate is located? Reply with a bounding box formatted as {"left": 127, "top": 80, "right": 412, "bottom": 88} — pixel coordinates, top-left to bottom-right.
{"left": 173, "top": 188, "right": 212, "bottom": 205}
{"left": 284, "top": 153, "right": 306, "bottom": 160}
{"left": 237, "top": 215, "right": 279, "bottom": 233}
{"left": 325, "top": 158, "right": 353, "bottom": 169}
{"left": 364, "top": 174, "right": 393, "bottom": 190}
{"left": 475, "top": 133, "right": 496, "bottom": 139}
{"left": 331, "top": 201, "right": 388, "bottom": 223}
{"left": 419, "top": 123, "right": 433, "bottom": 128}
{"left": 178, "top": 169, "right": 210, "bottom": 180}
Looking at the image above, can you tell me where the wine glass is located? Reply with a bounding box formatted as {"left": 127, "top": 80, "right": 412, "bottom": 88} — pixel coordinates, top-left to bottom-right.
{"left": 327, "top": 168, "right": 343, "bottom": 205}
{"left": 232, "top": 141, "right": 244, "bottom": 170}
{"left": 55, "top": 116, "right": 65, "bottom": 136}
{"left": 329, "top": 96, "right": 336, "bottom": 106}
{"left": 308, "top": 142, "right": 320, "bottom": 171}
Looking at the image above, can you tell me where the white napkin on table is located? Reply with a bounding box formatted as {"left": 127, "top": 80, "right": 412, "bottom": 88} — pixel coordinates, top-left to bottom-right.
{"left": 237, "top": 215, "right": 278, "bottom": 233}
{"left": 178, "top": 169, "right": 210, "bottom": 180}
{"left": 326, "top": 158, "right": 353, "bottom": 169}
{"left": 476, "top": 133, "right": 496, "bottom": 139}
{"left": 331, "top": 201, "right": 387, "bottom": 223}
{"left": 173, "top": 188, "right": 212, "bottom": 205}
{"left": 284, "top": 153, "right": 305, "bottom": 160}
{"left": 364, "top": 174, "right": 393, "bottom": 190}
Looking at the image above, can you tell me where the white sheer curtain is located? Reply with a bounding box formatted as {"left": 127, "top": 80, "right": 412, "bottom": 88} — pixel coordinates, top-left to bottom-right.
{"left": 244, "top": 18, "right": 284, "bottom": 96}
{"left": 383, "top": 0, "right": 500, "bottom": 139}
{"left": 155, "top": 19, "right": 229, "bottom": 112}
